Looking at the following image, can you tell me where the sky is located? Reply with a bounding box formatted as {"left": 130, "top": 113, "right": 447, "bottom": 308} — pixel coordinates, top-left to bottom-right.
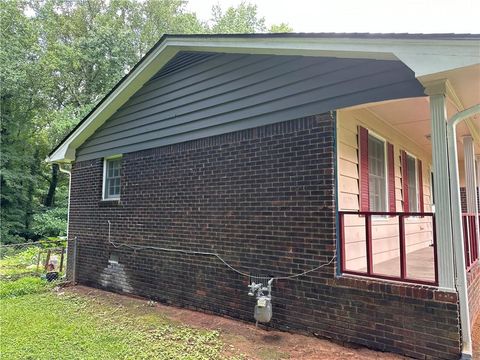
{"left": 186, "top": 0, "right": 480, "bottom": 34}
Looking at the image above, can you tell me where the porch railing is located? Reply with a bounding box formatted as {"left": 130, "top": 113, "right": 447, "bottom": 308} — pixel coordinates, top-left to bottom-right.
{"left": 339, "top": 211, "right": 438, "bottom": 286}
{"left": 462, "top": 213, "right": 479, "bottom": 271}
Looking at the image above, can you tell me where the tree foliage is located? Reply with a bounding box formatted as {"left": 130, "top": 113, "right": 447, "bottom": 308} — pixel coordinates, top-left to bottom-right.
{"left": 210, "top": 2, "right": 266, "bottom": 33}
{"left": 0, "top": 0, "right": 291, "bottom": 244}
{"left": 269, "top": 23, "right": 293, "bottom": 33}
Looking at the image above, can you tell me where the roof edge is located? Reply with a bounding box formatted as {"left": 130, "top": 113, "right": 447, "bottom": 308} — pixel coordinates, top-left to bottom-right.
{"left": 48, "top": 32, "right": 480, "bottom": 163}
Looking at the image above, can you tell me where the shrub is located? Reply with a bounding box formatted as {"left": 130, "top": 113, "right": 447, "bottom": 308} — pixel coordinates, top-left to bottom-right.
{"left": 31, "top": 207, "right": 67, "bottom": 238}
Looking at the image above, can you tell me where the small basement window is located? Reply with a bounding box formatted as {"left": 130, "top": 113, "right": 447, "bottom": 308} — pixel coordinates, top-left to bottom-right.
{"left": 109, "top": 253, "right": 119, "bottom": 264}
{"left": 103, "top": 156, "right": 122, "bottom": 200}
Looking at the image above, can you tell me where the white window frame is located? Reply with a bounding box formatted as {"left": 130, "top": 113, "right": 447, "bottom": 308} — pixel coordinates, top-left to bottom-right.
{"left": 367, "top": 130, "right": 389, "bottom": 213}
{"left": 102, "top": 155, "right": 122, "bottom": 200}
{"left": 405, "top": 151, "right": 420, "bottom": 213}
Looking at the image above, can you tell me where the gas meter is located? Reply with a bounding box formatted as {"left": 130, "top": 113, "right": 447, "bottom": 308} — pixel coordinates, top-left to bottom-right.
{"left": 248, "top": 278, "right": 273, "bottom": 324}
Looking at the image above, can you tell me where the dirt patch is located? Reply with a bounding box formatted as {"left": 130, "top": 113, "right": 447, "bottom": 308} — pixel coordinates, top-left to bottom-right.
{"left": 65, "top": 285, "right": 407, "bottom": 359}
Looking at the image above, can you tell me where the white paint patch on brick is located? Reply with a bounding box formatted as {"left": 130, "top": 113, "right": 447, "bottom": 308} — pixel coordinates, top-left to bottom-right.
{"left": 99, "top": 262, "right": 133, "bottom": 293}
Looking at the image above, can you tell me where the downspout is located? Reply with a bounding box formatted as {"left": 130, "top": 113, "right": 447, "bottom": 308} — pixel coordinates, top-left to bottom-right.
{"left": 58, "top": 163, "right": 75, "bottom": 284}
{"left": 446, "top": 104, "right": 480, "bottom": 359}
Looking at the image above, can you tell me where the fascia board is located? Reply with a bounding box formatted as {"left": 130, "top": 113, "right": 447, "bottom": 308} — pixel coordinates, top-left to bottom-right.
{"left": 167, "top": 36, "right": 480, "bottom": 76}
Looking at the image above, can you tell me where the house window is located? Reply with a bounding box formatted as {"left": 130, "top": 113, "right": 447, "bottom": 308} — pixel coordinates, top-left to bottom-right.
{"left": 103, "top": 157, "right": 122, "bottom": 200}
{"left": 368, "top": 134, "right": 387, "bottom": 212}
{"left": 406, "top": 154, "right": 418, "bottom": 212}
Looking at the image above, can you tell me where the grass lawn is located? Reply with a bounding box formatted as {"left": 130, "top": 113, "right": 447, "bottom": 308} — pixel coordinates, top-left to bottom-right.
{"left": 1, "top": 282, "right": 410, "bottom": 360}
{"left": 0, "top": 278, "right": 227, "bottom": 360}
{"left": 2, "top": 247, "right": 449, "bottom": 360}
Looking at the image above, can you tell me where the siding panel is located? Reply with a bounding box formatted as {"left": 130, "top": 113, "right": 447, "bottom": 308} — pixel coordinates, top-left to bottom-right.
{"left": 110, "top": 56, "right": 329, "bottom": 122}
{"left": 77, "top": 52, "right": 425, "bottom": 161}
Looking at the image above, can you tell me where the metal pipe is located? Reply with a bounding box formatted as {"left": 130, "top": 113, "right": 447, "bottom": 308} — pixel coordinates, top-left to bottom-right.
{"left": 72, "top": 236, "right": 78, "bottom": 284}
{"left": 446, "top": 103, "right": 480, "bottom": 358}
{"left": 58, "top": 163, "right": 75, "bottom": 282}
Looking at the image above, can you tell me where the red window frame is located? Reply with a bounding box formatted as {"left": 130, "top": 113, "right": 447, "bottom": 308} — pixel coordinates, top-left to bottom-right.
{"left": 358, "top": 126, "right": 396, "bottom": 212}
{"left": 401, "top": 151, "right": 424, "bottom": 213}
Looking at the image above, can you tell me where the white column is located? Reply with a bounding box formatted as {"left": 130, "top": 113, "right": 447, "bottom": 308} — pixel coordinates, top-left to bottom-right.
{"left": 477, "top": 155, "right": 480, "bottom": 210}
{"left": 477, "top": 155, "right": 480, "bottom": 243}
{"left": 463, "top": 136, "right": 480, "bottom": 243}
{"left": 425, "top": 84, "right": 455, "bottom": 290}
{"left": 464, "top": 137, "right": 478, "bottom": 213}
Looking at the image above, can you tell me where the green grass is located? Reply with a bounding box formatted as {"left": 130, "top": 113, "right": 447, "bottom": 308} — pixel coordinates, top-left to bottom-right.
{"left": 0, "top": 276, "right": 54, "bottom": 298}
{"left": 0, "top": 240, "right": 67, "bottom": 276}
{"left": 0, "top": 247, "right": 40, "bottom": 278}
{"left": 0, "top": 247, "right": 243, "bottom": 359}
{"left": 0, "top": 286, "right": 225, "bottom": 359}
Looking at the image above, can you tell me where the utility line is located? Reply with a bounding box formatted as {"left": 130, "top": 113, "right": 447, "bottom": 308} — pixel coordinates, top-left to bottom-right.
{"left": 107, "top": 221, "right": 335, "bottom": 281}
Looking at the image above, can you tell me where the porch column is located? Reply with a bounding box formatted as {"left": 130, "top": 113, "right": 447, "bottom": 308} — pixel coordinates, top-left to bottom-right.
{"left": 463, "top": 136, "right": 480, "bottom": 243}
{"left": 425, "top": 83, "right": 455, "bottom": 290}
{"left": 477, "top": 155, "right": 480, "bottom": 209}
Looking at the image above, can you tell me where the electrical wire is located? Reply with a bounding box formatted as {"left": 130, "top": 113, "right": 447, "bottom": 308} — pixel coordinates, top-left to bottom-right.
{"left": 107, "top": 221, "right": 335, "bottom": 281}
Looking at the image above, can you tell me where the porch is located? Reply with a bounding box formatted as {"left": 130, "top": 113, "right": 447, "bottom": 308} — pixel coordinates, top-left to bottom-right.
{"left": 339, "top": 211, "right": 479, "bottom": 286}
{"left": 336, "top": 68, "right": 480, "bottom": 288}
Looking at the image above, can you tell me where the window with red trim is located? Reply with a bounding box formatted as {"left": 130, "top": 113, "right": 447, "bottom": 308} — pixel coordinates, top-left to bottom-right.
{"left": 368, "top": 134, "right": 387, "bottom": 212}
{"left": 406, "top": 154, "right": 418, "bottom": 212}
{"left": 401, "top": 151, "right": 424, "bottom": 213}
{"left": 358, "top": 126, "right": 396, "bottom": 213}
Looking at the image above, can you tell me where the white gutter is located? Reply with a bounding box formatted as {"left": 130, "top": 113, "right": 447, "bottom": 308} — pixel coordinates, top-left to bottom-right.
{"left": 58, "top": 163, "right": 76, "bottom": 283}
{"left": 58, "top": 163, "right": 71, "bottom": 237}
{"left": 446, "top": 104, "right": 480, "bottom": 359}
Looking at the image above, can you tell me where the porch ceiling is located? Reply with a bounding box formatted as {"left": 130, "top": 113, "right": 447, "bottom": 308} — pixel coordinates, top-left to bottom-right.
{"left": 351, "top": 64, "right": 480, "bottom": 162}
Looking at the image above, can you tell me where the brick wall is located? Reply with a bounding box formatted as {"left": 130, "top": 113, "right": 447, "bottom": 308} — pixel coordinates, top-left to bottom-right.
{"left": 67, "top": 113, "right": 461, "bottom": 360}
{"left": 460, "top": 187, "right": 467, "bottom": 213}
{"left": 460, "top": 186, "right": 480, "bottom": 213}
{"left": 468, "top": 263, "right": 480, "bottom": 324}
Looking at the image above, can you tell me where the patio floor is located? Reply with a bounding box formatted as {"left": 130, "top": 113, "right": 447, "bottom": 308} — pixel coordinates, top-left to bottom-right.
{"left": 364, "top": 246, "right": 436, "bottom": 283}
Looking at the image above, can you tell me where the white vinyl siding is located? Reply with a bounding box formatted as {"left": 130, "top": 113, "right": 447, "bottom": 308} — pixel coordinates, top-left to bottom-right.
{"left": 103, "top": 157, "right": 122, "bottom": 200}
{"left": 407, "top": 154, "right": 418, "bottom": 212}
{"left": 368, "top": 134, "right": 387, "bottom": 212}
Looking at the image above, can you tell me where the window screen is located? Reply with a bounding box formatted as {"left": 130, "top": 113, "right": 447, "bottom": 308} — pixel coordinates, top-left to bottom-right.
{"left": 368, "top": 135, "right": 386, "bottom": 212}
{"left": 407, "top": 155, "right": 418, "bottom": 212}
{"left": 104, "top": 158, "right": 121, "bottom": 199}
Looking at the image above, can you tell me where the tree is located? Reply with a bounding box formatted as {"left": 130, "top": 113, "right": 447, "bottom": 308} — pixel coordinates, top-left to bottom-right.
{"left": 1, "top": 0, "right": 45, "bottom": 243}
{"left": 269, "top": 23, "right": 293, "bottom": 33}
{"left": 210, "top": 2, "right": 266, "bottom": 33}
{"left": 0, "top": 0, "right": 292, "bottom": 244}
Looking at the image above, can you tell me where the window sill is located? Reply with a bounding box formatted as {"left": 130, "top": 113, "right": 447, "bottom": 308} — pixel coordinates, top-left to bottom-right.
{"left": 99, "top": 199, "right": 121, "bottom": 207}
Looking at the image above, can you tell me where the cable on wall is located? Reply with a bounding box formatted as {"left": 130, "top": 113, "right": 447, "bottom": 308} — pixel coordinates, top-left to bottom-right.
{"left": 107, "top": 220, "right": 335, "bottom": 281}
